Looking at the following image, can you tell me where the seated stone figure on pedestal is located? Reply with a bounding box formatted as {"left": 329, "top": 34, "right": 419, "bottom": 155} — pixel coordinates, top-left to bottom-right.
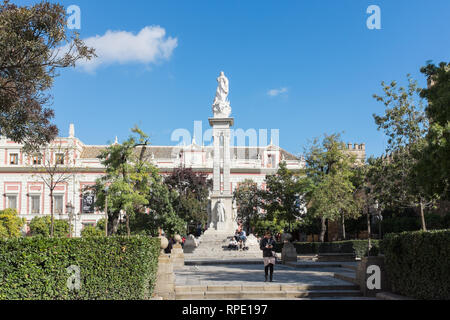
{"left": 216, "top": 199, "right": 226, "bottom": 223}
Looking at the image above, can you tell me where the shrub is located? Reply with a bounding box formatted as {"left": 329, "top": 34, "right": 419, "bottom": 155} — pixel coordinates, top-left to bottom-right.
{"left": 381, "top": 229, "right": 450, "bottom": 300}
{"left": 274, "top": 240, "right": 380, "bottom": 258}
{"left": 80, "top": 225, "right": 104, "bottom": 238}
{"left": 380, "top": 213, "right": 450, "bottom": 234}
{"left": 0, "top": 209, "right": 25, "bottom": 238}
{"left": 0, "top": 236, "right": 160, "bottom": 300}
{"left": 29, "top": 216, "right": 70, "bottom": 237}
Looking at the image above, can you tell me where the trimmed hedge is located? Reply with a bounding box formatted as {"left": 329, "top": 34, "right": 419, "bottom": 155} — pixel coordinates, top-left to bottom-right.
{"left": 381, "top": 229, "right": 450, "bottom": 300}
{"left": 274, "top": 240, "right": 380, "bottom": 258}
{"left": 0, "top": 236, "right": 160, "bottom": 300}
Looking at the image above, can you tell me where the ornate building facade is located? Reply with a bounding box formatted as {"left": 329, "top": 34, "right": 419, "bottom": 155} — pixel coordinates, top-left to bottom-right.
{"left": 0, "top": 122, "right": 310, "bottom": 236}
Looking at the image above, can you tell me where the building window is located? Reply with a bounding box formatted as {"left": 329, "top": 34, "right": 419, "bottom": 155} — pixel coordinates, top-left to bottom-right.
{"left": 32, "top": 155, "right": 42, "bottom": 165}
{"left": 31, "top": 195, "right": 40, "bottom": 214}
{"left": 267, "top": 153, "right": 276, "bottom": 168}
{"left": 9, "top": 153, "right": 18, "bottom": 165}
{"left": 53, "top": 195, "right": 64, "bottom": 214}
{"left": 55, "top": 153, "right": 65, "bottom": 165}
{"left": 7, "top": 195, "right": 17, "bottom": 210}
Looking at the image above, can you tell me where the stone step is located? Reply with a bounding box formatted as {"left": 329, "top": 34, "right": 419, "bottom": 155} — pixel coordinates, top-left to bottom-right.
{"left": 284, "top": 262, "right": 343, "bottom": 269}
{"left": 175, "top": 290, "right": 362, "bottom": 300}
{"left": 317, "top": 253, "right": 356, "bottom": 262}
{"left": 175, "top": 283, "right": 359, "bottom": 294}
{"left": 334, "top": 272, "right": 358, "bottom": 285}
{"left": 340, "top": 264, "right": 358, "bottom": 271}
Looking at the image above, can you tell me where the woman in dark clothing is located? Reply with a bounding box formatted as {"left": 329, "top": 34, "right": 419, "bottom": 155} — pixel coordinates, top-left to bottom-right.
{"left": 260, "top": 230, "right": 276, "bottom": 282}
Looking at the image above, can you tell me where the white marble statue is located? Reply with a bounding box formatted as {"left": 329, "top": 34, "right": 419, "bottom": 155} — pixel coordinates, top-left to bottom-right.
{"left": 216, "top": 199, "right": 226, "bottom": 222}
{"left": 212, "top": 72, "right": 231, "bottom": 117}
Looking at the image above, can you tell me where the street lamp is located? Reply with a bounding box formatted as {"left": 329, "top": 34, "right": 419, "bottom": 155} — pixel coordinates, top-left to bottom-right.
{"left": 367, "top": 201, "right": 380, "bottom": 256}
{"left": 66, "top": 202, "right": 75, "bottom": 238}
{"left": 374, "top": 200, "right": 382, "bottom": 239}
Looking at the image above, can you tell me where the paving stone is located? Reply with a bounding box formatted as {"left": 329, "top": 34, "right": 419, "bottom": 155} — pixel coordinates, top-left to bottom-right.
{"left": 173, "top": 259, "right": 365, "bottom": 300}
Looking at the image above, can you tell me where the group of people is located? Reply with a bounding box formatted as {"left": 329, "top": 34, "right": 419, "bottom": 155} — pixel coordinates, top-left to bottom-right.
{"left": 228, "top": 228, "right": 248, "bottom": 251}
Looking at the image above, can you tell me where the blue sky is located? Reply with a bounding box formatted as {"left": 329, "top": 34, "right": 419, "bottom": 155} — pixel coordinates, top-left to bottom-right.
{"left": 17, "top": 0, "right": 450, "bottom": 158}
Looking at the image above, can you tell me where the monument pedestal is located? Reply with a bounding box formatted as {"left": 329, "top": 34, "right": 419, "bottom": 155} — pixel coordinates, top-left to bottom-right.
{"left": 209, "top": 194, "right": 237, "bottom": 234}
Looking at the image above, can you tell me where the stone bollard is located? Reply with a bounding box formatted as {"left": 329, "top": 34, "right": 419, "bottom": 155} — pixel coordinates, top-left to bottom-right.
{"left": 170, "top": 234, "right": 185, "bottom": 270}
{"left": 356, "top": 255, "right": 391, "bottom": 297}
{"left": 153, "top": 236, "right": 175, "bottom": 300}
{"left": 281, "top": 233, "right": 297, "bottom": 264}
{"left": 183, "top": 234, "right": 198, "bottom": 253}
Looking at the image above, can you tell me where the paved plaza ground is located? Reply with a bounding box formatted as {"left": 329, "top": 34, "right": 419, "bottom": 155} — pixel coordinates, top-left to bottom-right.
{"left": 173, "top": 260, "right": 377, "bottom": 300}
{"left": 175, "top": 263, "right": 353, "bottom": 287}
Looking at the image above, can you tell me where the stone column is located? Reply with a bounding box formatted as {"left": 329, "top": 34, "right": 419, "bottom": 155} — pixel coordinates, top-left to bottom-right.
{"left": 223, "top": 131, "right": 231, "bottom": 194}
{"left": 213, "top": 132, "right": 221, "bottom": 194}
{"left": 208, "top": 117, "right": 234, "bottom": 234}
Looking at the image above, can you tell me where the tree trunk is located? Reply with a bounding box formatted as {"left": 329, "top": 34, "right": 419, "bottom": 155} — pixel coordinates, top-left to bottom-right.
{"left": 319, "top": 217, "right": 326, "bottom": 243}
{"left": 50, "top": 189, "right": 54, "bottom": 237}
{"left": 419, "top": 200, "right": 427, "bottom": 231}
{"left": 341, "top": 213, "right": 346, "bottom": 240}
{"left": 111, "top": 212, "right": 120, "bottom": 234}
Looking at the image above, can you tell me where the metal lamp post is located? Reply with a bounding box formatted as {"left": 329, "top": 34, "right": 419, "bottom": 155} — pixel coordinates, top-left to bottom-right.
{"left": 374, "top": 200, "right": 382, "bottom": 239}
{"left": 367, "top": 201, "right": 380, "bottom": 256}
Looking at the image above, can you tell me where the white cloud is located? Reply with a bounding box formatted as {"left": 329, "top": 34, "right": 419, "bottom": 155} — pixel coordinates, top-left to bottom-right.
{"left": 61, "top": 26, "right": 177, "bottom": 72}
{"left": 267, "top": 87, "right": 288, "bottom": 97}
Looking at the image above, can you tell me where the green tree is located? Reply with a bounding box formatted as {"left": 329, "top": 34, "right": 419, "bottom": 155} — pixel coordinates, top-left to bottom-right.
{"left": 29, "top": 216, "right": 70, "bottom": 237}
{"left": 304, "top": 134, "right": 361, "bottom": 242}
{"left": 165, "top": 166, "right": 212, "bottom": 227}
{"left": 371, "top": 75, "right": 437, "bottom": 230}
{"left": 418, "top": 62, "right": 450, "bottom": 200}
{"left": 233, "top": 179, "right": 262, "bottom": 233}
{"left": 0, "top": 0, "right": 95, "bottom": 151}
{"left": 0, "top": 208, "right": 25, "bottom": 238}
{"left": 254, "top": 218, "right": 287, "bottom": 237}
{"left": 94, "top": 126, "right": 152, "bottom": 235}
{"left": 142, "top": 168, "right": 186, "bottom": 237}
{"left": 262, "top": 162, "right": 308, "bottom": 233}
{"left": 94, "top": 126, "right": 185, "bottom": 237}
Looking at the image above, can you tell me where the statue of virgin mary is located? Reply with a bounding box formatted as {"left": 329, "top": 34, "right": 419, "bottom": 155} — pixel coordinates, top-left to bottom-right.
{"left": 212, "top": 72, "right": 231, "bottom": 117}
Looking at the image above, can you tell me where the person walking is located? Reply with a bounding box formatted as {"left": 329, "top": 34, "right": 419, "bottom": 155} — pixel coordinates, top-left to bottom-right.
{"left": 260, "top": 230, "right": 276, "bottom": 282}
